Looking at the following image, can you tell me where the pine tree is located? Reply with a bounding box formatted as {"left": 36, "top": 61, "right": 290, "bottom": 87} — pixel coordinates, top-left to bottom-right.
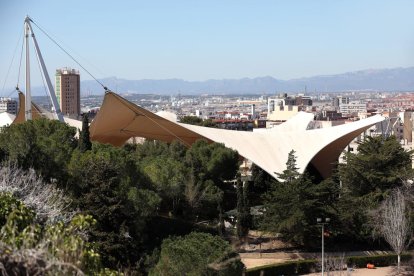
{"left": 78, "top": 113, "right": 92, "bottom": 152}
{"left": 276, "top": 149, "right": 300, "bottom": 182}
{"left": 261, "top": 151, "right": 337, "bottom": 246}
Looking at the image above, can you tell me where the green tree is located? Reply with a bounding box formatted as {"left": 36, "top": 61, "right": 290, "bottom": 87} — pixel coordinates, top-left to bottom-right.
{"left": 250, "top": 163, "right": 272, "bottom": 194}
{"left": 150, "top": 232, "right": 244, "bottom": 276}
{"left": 180, "top": 116, "right": 217, "bottom": 127}
{"left": 142, "top": 156, "right": 187, "bottom": 214}
{"left": 339, "top": 135, "right": 412, "bottom": 199}
{"left": 185, "top": 140, "right": 239, "bottom": 220}
{"left": 186, "top": 140, "right": 239, "bottom": 183}
{"left": 336, "top": 136, "right": 413, "bottom": 241}
{"left": 261, "top": 151, "right": 338, "bottom": 246}
{"left": 78, "top": 113, "right": 92, "bottom": 152}
{"left": 0, "top": 192, "right": 116, "bottom": 274}
{"left": 68, "top": 145, "right": 160, "bottom": 268}
{"left": 134, "top": 140, "right": 170, "bottom": 161}
{"left": 276, "top": 149, "right": 300, "bottom": 182}
{"left": 168, "top": 140, "right": 187, "bottom": 160}
{"left": 236, "top": 175, "right": 251, "bottom": 241}
{"left": 201, "top": 119, "right": 217, "bottom": 128}
{"left": 180, "top": 116, "right": 203, "bottom": 125}
{"left": 0, "top": 193, "right": 35, "bottom": 232}
{"left": 0, "top": 118, "right": 77, "bottom": 183}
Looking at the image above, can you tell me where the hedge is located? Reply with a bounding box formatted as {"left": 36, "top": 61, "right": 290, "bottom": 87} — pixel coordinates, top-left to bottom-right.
{"left": 347, "top": 253, "right": 412, "bottom": 268}
{"left": 246, "top": 253, "right": 412, "bottom": 275}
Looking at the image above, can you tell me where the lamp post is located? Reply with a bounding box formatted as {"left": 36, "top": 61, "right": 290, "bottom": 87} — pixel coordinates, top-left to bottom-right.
{"left": 317, "top": 217, "right": 330, "bottom": 276}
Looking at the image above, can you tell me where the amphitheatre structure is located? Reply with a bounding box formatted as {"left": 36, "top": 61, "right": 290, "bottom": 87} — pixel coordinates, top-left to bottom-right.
{"left": 88, "top": 92, "right": 384, "bottom": 180}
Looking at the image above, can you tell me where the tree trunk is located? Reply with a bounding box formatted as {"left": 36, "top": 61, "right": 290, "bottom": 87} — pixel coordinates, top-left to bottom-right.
{"left": 398, "top": 254, "right": 400, "bottom": 274}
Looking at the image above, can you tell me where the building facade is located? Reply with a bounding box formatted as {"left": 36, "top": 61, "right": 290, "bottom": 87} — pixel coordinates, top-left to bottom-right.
{"left": 332, "top": 96, "right": 350, "bottom": 108}
{"left": 55, "top": 68, "right": 80, "bottom": 117}
{"left": 0, "top": 98, "right": 18, "bottom": 115}
{"left": 267, "top": 94, "right": 313, "bottom": 121}
{"left": 339, "top": 102, "right": 367, "bottom": 115}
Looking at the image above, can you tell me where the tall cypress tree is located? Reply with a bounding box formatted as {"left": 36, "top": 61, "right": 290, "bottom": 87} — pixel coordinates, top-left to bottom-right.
{"left": 79, "top": 113, "right": 92, "bottom": 152}
{"left": 236, "top": 174, "right": 251, "bottom": 241}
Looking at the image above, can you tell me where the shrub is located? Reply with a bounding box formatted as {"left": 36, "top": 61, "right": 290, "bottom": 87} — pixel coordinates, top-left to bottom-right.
{"left": 150, "top": 232, "right": 244, "bottom": 276}
{"left": 347, "top": 253, "right": 412, "bottom": 268}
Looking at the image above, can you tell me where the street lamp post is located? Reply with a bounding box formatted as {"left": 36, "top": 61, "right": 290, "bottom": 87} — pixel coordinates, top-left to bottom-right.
{"left": 317, "top": 217, "right": 330, "bottom": 276}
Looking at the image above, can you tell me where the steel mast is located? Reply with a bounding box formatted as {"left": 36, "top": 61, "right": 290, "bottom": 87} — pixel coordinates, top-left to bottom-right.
{"left": 24, "top": 16, "right": 64, "bottom": 122}
{"left": 24, "top": 16, "right": 32, "bottom": 120}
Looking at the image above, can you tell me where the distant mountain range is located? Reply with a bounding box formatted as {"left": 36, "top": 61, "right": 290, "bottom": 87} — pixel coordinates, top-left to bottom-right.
{"left": 33, "top": 67, "right": 414, "bottom": 96}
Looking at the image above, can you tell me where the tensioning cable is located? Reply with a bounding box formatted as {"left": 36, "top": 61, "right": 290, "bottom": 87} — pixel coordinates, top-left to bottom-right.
{"left": 1, "top": 24, "right": 24, "bottom": 97}
{"left": 29, "top": 17, "right": 109, "bottom": 92}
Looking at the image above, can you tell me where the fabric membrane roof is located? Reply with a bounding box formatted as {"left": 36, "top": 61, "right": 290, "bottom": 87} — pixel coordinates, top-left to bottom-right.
{"left": 13, "top": 92, "right": 43, "bottom": 124}
{"left": 13, "top": 92, "right": 83, "bottom": 130}
{"left": 90, "top": 92, "right": 385, "bottom": 180}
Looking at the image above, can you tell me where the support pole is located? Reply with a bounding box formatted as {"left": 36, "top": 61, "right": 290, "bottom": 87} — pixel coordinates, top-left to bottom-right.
{"left": 322, "top": 224, "right": 324, "bottom": 276}
{"left": 25, "top": 16, "right": 32, "bottom": 121}
{"left": 24, "top": 16, "right": 64, "bottom": 122}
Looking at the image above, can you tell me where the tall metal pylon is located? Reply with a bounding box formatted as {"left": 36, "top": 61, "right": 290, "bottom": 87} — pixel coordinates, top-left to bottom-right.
{"left": 24, "top": 16, "right": 64, "bottom": 122}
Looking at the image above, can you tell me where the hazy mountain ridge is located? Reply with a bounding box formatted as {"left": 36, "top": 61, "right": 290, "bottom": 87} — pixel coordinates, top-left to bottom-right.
{"left": 30, "top": 67, "right": 414, "bottom": 96}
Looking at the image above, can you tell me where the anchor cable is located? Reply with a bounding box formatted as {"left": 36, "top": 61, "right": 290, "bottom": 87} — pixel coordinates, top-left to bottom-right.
{"left": 1, "top": 24, "right": 24, "bottom": 97}
{"left": 29, "top": 18, "right": 109, "bottom": 91}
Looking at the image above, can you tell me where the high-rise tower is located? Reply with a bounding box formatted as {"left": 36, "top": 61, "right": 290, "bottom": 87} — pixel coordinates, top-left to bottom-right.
{"left": 55, "top": 67, "right": 80, "bottom": 117}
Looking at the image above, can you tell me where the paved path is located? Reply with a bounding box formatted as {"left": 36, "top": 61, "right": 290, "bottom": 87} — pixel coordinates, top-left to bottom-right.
{"left": 240, "top": 250, "right": 391, "bottom": 269}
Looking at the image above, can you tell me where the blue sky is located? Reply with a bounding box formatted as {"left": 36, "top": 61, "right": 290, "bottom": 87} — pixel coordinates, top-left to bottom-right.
{"left": 1, "top": 0, "right": 414, "bottom": 90}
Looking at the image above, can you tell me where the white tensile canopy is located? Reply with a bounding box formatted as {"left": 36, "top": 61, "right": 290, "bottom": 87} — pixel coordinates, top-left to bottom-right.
{"left": 89, "top": 92, "right": 385, "bottom": 180}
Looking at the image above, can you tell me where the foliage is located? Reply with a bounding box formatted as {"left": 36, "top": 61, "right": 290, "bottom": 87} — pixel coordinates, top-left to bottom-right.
{"left": 78, "top": 113, "right": 92, "bottom": 152}
{"left": 0, "top": 165, "right": 72, "bottom": 224}
{"left": 180, "top": 116, "right": 203, "bottom": 125}
{"left": 337, "top": 135, "right": 413, "bottom": 242}
{"left": 180, "top": 116, "right": 217, "bottom": 127}
{"left": 168, "top": 140, "right": 187, "bottom": 160}
{"left": 236, "top": 176, "right": 251, "bottom": 240}
{"left": 0, "top": 118, "right": 77, "bottom": 182}
{"left": 276, "top": 149, "right": 300, "bottom": 182}
{"left": 186, "top": 139, "right": 239, "bottom": 183}
{"left": 134, "top": 140, "right": 170, "bottom": 161}
{"left": 201, "top": 118, "right": 217, "bottom": 128}
{"left": 339, "top": 135, "right": 412, "bottom": 200}
{"left": 261, "top": 176, "right": 338, "bottom": 246}
{"left": 150, "top": 232, "right": 244, "bottom": 276}
{"left": 0, "top": 117, "right": 243, "bottom": 272}
{"left": 134, "top": 139, "right": 238, "bottom": 219}
{"left": 0, "top": 192, "right": 35, "bottom": 232}
{"left": 67, "top": 144, "right": 160, "bottom": 268}
{"left": 346, "top": 253, "right": 412, "bottom": 268}
{"left": 142, "top": 156, "right": 187, "bottom": 213}
{"left": 261, "top": 151, "right": 338, "bottom": 246}
{"left": 250, "top": 163, "right": 272, "bottom": 194}
{"left": 0, "top": 192, "right": 116, "bottom": 275}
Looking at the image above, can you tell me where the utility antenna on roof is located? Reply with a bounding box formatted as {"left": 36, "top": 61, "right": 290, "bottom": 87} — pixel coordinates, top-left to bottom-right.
{"left": 24, "top": 16, "right": 64, "bottom": 122}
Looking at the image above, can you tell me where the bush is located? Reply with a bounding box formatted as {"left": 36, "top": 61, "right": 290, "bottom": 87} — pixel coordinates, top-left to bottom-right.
{"left": 150, "top": 232, "right": 244, "bottom": 276}
{"left": 0, "top": 192, "right": 35, "bottom": 231}
{"left": 347, "top": 253, "right": 412, "bottom": 268}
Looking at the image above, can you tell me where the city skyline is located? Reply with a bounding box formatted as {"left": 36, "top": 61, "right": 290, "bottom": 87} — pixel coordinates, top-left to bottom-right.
{"left": 1, "top": 0, "right": 414, "bottom": 90}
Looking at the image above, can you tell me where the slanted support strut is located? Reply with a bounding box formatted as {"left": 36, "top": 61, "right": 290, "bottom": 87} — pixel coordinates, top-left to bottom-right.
{"left": 24, "top": 16, "right": 64, "bottom": 122}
